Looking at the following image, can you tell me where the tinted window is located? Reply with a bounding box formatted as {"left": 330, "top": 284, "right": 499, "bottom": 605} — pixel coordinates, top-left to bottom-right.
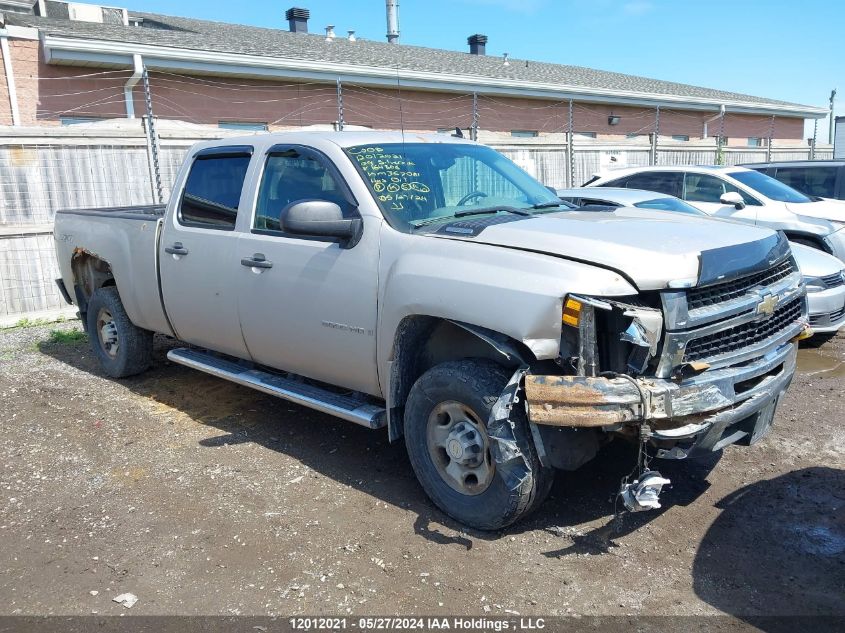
{"left": 774, "top": 166, "right": 837, "bottom": 199}
{"left": 683, "top": 173, "right": 759, "bottom": 206}
{"left": 180, "top": 154, "right": 251, "bottom": 229}
{"left": 634, "top": 197, "right": 705, "bottom": 215}
{"left": 345, "top": 143, "right": 561, "bottom": 231}
{"left": 255, "top": 149, "right": 349, "bottom": 231}
{"left": 603, "top": 172, "right": 683, "bottom": 198}
{"left": 729, "top": 170, "right": 813, "bottom": 203}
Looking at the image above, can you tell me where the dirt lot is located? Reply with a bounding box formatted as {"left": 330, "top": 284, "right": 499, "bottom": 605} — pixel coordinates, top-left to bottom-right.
{"left": 1, "top": 321, "right": 843, "bottom": 620}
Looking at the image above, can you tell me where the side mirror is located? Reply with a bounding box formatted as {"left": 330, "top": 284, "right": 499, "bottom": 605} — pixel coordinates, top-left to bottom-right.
{"left": 720, "top": 191, "right": 746, "bottom": 210}
{"left": 281, "top": 200, "right": 362, "bottom": 246}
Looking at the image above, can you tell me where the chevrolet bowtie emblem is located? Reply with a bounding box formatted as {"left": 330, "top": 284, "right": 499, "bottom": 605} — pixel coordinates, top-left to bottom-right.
{"left": 756, "top": 294, "right": 778, "bottom": 317}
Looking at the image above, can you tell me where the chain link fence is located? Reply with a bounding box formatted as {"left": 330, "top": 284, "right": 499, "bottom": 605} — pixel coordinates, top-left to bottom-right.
{"left": 0, "top": 124, "right": 834, "bottom": 325}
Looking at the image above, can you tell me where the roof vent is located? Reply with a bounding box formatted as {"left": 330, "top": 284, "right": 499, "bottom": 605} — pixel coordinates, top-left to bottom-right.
{"left": 502, "top": 52, "right": 510, "bottom": 66}
{"left": 285, "top": 7, "right": 309, "bottom": 33}
{"left": 468, "top": 34, "right": 487, "bottom": 55}
{"left": 347, "top": 29, "right": 356, "bottom": 42}
{"left": 325, "top": 24, "right": 336, "bottom": 41}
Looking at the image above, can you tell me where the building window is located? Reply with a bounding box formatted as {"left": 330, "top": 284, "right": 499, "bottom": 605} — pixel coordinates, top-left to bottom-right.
{"left": 511, "top": 130, "right": 539, "bottom": 138}
{"left": 219, "top": 121, "right": 269, "bottom": 132}
{"left": 747, "top": 137, "right": 766, "bottom": 147}
{"left": 574, "top": 131, "right": 597, "bottom": 139}
{"left": 671, "top": 135, "right": 690, "bottom": 141}
{"left": 60, "top": 116, "right": 105, "bottom": 125}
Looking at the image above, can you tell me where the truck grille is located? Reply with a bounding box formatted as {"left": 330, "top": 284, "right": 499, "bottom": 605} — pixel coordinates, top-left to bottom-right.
{"left": 683, "top": 297, "right": 803, "bottom": 362}
{"left": 820, "top": 272, "right": 845, "bottom": 289}
{"left": 686, "top": 259, "right": 796, "bottom": 310}
{"left": 809, "top": 304, "right": 845, "bottom": 327}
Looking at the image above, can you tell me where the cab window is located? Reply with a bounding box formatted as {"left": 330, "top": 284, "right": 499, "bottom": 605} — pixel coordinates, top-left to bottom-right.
{"left": 179, "top": 152, "right": 251, "bottom": 229}
{"left": 255, "top": 149, "right": 349, "bottom": 231}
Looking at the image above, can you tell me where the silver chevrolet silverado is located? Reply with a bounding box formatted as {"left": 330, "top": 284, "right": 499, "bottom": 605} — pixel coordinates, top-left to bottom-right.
{"left": 54, "top": 132, "right": 810, "bottom": 530}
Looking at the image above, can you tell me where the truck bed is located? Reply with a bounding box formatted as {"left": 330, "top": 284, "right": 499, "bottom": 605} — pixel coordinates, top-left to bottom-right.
{"left": 54, "top": 203, "right": 172, "bottom": 337}
{"left": 56, "top": 204, "right": 166, "bottom": 220}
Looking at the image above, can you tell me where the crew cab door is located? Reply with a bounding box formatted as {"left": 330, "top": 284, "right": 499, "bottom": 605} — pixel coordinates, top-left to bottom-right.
{"left": 159, "top": 146, "right": 253, "bottom": 358}
{"left": 681, "top": 172, "right": 761, "bottom": 221}
{"left": 235, "top": 145, "right": 380, "bottom": 395}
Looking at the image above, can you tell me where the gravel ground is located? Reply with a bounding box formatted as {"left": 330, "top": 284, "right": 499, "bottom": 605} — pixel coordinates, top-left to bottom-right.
{"left": 0, "top": 321, "right": 843, "bottom": 619}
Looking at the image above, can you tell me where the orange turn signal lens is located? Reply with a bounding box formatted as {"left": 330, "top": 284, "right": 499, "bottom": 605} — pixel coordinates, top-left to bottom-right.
{"left": 562, "top": 298, "right": 582, "bottom": 327}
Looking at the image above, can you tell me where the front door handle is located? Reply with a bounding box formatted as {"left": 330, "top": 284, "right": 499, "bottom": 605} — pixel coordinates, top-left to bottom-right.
{"left": 165, "top": 242, "right": 189, "bottom": 256}
{"left": 241, "top": 253, "right": 273, "bottom": 269}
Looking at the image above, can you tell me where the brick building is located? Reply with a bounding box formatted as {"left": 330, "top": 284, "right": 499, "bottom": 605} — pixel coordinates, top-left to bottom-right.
{"left": 0, "top": 0, "right": 828, "bottom": 145}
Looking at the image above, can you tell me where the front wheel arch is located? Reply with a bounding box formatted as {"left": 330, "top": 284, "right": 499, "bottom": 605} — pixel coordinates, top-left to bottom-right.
{"left": 386, "top": 316, "right": 534, "bottom": 442}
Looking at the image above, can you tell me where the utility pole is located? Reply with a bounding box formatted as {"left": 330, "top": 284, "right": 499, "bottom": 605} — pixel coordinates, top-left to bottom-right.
{"left": 829, "top": 89, "right": 837, "bottom": 144}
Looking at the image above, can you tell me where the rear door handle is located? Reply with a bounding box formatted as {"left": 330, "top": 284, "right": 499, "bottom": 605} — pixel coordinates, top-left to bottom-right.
{"left": 165, "top": 242, "right": 189, "bottom": 256}
{"left": 241, "top": 253, "right": 273, "bottom": 269}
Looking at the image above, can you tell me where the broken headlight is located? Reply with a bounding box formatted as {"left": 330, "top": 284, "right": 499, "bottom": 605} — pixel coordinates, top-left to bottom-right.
{"left": 561, "top": 294, "right": 663, "bottom": 377}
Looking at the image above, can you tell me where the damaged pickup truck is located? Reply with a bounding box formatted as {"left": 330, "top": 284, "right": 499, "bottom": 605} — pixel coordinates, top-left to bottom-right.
{"left": 54, "top": 132, "right": 810, "bottom": 530}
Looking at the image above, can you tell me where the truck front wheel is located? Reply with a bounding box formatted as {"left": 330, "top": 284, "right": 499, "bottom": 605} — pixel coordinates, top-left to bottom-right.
{"left": 86, "top": 287, "right": 153, "bottom": 378}
{"left": 404, "top": 359, "right": 553, "bottom": 530}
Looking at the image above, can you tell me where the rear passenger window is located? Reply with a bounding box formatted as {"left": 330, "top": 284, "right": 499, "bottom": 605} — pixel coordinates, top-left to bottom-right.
{"left": 775, "top": 167, "right": 837, "bottom": 198}
{"left": 179, "top": 152, "right": 251, "bottom": 229}
{"left": 254, "top": 149, "right": 349, "bottom": 231}
{"left": 604, "top": 172, "right": 683, "bottom": 198}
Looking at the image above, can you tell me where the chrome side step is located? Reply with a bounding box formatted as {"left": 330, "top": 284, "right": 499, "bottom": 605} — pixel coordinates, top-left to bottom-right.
{"left": 167, "top": 347, "right": 386, "bottom": 429}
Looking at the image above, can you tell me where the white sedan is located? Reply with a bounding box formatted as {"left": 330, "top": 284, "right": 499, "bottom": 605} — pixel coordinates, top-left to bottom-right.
{"left": 556, "top": 187, "right": 845, "bottom": 334}
{"left": 585, "top": 165, "right": 845, "bottom": 263}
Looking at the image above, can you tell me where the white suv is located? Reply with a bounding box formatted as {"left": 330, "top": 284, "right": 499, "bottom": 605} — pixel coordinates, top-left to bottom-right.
{"left": 587, "top": 165, "right": 845, "bottom": 262}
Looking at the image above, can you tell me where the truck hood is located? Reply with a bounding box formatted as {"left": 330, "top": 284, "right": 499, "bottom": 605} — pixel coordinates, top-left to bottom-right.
{"left": 430, "top": 207, "right": 783, "bottom": 290}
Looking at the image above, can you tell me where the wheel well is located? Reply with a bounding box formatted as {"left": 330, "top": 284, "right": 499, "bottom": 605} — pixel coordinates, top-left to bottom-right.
{"left": 70, "top": 251, "right": 115, "bottom": 315}
{"left": 783, "top": 232, "right": 831, "bottom": 254}
{"left": 387, "top": 316, "right": 534, "bottom": 442}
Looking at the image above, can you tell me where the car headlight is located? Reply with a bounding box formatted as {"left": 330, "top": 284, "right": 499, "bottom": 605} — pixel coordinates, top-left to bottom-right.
{"left": 804, "top": 275, "right": 828, "bottom": 293}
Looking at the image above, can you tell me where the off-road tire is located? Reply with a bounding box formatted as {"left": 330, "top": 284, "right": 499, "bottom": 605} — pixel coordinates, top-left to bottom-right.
{"left": 404, "top": 359, "right": 554, "bottom": 530}
{"left": 86, "top": 286, "right": 153, "bottom": 378}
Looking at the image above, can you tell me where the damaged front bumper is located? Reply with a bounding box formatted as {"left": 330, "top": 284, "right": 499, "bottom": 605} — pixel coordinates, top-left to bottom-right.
{"left": 524, "top": 339, "right": 798, "bottom": 459}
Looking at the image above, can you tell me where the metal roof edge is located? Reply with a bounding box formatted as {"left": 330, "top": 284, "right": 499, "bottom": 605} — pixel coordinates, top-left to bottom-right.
{"left": 41, "top": 34, "right": 829, "bottom": 119}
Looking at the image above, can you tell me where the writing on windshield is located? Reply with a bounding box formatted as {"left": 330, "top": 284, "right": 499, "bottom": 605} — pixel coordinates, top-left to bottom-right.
{"left": 348, "top": 146, "right": 431, "bottom": 212}
{"left": 346, "top": 142, "right": 561, "bottom": 233}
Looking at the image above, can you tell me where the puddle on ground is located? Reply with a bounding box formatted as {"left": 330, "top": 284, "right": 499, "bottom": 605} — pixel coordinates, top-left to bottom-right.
{"left": 796, "top": 347, "right": 845, "bottom": 378}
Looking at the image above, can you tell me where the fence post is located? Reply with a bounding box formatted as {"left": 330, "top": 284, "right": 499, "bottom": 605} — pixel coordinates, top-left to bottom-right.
{"left": 567, "top": 99, "right": 575, "bottom": 187}
{"left": 650, "top": 106, "right": 660, "bottom": 165}
{"left": 811, "top": 119, "right": 818, "bottom": 159}
{"left": 471, "top": 92, "right": 479, "bottom": 141}
{"left": 766, "top": 115, "right": 774, "bottom": 162}
{"left": 336, "top": 78, "right": 344, "bottom": 131}
{"left": 142, "top": 66, "right": 164, "bottom": 204}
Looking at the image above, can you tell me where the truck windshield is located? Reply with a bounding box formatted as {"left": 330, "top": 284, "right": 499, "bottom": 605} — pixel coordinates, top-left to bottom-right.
{"left": 729, "top": 170, "right": 814, "bottom": 203}
{"left": 345, "top": 143, "right": 563, "bottom": 231}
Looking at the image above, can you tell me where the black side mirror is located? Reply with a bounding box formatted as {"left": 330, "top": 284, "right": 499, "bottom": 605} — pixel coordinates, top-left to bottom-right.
{"left": 281, "top": 200, "right": 362, "bottom": 247}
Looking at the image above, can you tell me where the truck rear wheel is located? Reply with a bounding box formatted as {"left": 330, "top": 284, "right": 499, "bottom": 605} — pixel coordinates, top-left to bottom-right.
{"left": 86, "top": 287, "right": 153, "bottom": 378}
{"left": 404, "top": 359, "right": 553, "bottom": 530}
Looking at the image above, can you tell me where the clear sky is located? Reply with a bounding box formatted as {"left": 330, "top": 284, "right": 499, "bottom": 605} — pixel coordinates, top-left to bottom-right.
{"left": 133, "top": 0, "right": 842, "bottom": 140}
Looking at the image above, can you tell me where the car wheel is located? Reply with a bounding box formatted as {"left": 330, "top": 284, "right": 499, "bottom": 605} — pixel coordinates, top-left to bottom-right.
{"left": 404, "top": 359, "right": 554, "bottom": 530}
{"left": 86, "top": 286, "right": 153, "bottom": 378}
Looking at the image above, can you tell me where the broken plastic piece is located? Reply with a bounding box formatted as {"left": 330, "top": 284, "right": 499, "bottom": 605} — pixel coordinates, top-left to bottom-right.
{"left": 619, "top": 470, "right": 671, "bottom": 512}
{"left": 112, "top": 593, "right": 138, "bottom": 609}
